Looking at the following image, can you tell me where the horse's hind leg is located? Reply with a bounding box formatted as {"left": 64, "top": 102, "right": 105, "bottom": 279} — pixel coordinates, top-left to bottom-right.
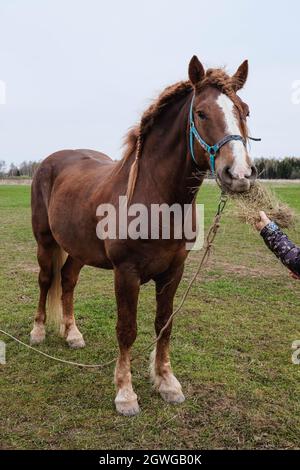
{"left": 60, "top": 255, "right": 85, "bottom": 349}
{"left": 150, "top": 264, "right": 185, "bottom": 404}
{"left": 30, "top": 240, "right": 55, "bottom": 345}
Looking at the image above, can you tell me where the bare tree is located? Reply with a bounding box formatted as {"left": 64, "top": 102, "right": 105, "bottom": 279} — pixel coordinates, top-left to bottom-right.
{"left": 8, "top": 163, "right": 20, "bottom": 177}
{"left": 0, "top": 160, "right": 6, "bottom": 177}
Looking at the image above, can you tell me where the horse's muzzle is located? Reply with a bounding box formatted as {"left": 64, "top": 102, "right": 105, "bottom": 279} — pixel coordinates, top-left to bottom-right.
{"left": 219, "top": 165, "right": 257, "bottom": 193}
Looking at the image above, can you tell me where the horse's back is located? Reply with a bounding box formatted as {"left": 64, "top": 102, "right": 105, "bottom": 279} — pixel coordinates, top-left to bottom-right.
{"left": 31, "top": 149, "right": 115, "bottom": 244}
{"left": 38, "top": 149, "right": 113, "bottom": 177}
{"left": 32, "top": 148, "right": 114, "bottom": 194}
{"left": 73, "top": 149, "right": 113, "bottom": 164}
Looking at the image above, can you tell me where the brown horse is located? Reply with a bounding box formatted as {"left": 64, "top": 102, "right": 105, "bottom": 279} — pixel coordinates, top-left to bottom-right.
{"left": 30, "top": 56, "right": 256, "bottom": 416}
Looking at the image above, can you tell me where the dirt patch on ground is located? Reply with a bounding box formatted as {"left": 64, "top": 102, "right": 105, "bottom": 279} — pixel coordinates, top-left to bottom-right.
{"left": 0, "top": 179, "right": 32, "bottom": 185}
{"left": 21, "top": 265, "right": 39, "bottom": 273}
{"left": 211, "top": 260, "right": 279, "bottom": 278}
{"left": 184, "top": 258, "right": 281, "bottom": 280}
{"left": 1, "top": 178, "right": 300, "bottom": 187}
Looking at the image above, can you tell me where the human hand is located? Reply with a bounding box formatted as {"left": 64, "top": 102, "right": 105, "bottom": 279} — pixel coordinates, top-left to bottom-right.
{"left": 289, "top": 271, "right": 300, "bottom": 280}
{"left": 255, "top": 211, "right": 271, "bottom": 232}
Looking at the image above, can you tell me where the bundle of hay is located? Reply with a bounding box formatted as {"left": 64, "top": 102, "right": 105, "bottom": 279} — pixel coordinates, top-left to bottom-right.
{"left": 229, "top": 182, "right": 296, "bottom": 229}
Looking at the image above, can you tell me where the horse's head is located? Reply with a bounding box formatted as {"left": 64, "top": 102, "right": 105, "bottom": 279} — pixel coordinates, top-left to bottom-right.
{"left": 188, "top": 56, "right": 257, "bottom": 193}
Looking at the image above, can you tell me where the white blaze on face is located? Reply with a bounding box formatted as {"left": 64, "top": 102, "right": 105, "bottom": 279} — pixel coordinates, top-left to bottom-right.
{"left": 216, "top": 93, "right": 250, "bottom": 178}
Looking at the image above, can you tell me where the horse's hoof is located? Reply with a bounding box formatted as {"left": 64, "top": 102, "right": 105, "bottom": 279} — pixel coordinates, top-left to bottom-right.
{"left": 115, "top": 389, "right": 140, "bottom": 416}
{"left": 30, "top": 324, "right": 46, "bottom": 345}
{"left": 66, "top": 336, "right": 85, "bottom": 349}
{"left": 115, "top": 399, "right": 140, "bottom": 417}
{"left": 30, "top": 332, "right": 45, "bottom": 345}
{"left": 156, "top": 374, "right": 185, "bottom": 404}
{"left": 159, "top": 389, "right": 185, "bottom": 404}
{"left": 65, "top": 325, "right": 85, "bottom": 349}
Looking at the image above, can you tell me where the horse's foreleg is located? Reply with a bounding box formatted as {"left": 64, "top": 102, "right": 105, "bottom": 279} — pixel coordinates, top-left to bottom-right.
{"left": 61, "top": 256, "right": 85, "bottom": 349}
{"left": 151, "top": 265, "right": 185, "bottom": 404}
{"left": 30, "top": 242, "right": 55, "bottom": 345}
{"left": 114, "top": 265, "right": 140, "bottom": 416}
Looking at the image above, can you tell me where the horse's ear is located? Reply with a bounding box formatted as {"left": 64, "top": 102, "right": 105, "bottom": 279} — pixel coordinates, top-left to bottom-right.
{"left": 188, "top": 56, "right": 205, "bottom": 85}
{"left": 231, "top": 60, "right": 248, "bottom": 91}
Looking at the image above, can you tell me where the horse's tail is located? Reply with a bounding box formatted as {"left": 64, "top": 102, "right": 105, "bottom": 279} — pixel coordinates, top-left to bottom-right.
{"left": 47, "top": 245, "right": 68, "bottom": 329}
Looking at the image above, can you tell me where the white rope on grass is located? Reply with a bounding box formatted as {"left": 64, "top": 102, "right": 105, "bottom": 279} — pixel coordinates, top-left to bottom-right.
{"left": 0, "top": 329, "right": 115, "bottom": 369}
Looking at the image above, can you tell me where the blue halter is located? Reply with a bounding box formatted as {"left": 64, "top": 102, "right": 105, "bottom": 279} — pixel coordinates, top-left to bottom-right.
{"left": 189, "top": 93, "right": 247, "bottom": 176}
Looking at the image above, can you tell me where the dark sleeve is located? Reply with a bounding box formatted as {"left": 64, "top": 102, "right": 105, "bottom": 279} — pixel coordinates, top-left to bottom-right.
{"left": 260, "top": 222, "right": 300, "bottom": 276}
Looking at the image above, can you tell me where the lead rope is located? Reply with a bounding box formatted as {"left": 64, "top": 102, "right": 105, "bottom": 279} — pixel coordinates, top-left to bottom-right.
{"left": 0, "top": 192, "right": 228, "bottom": 370}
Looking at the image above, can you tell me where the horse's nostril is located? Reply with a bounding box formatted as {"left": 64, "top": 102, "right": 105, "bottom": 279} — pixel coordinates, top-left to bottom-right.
{"left": 224, "top": 166, "right": 232, "bottom": 178}
{"left": 220, "top": 165, "right": 233, "bottom": 185}
{"left": 248, "top": 165, "right": 257, "bottom": 180}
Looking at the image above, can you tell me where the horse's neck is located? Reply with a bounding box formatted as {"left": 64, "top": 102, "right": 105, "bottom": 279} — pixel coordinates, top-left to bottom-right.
{"left": 137, "top": 93, "right": 207, "bottom": 205}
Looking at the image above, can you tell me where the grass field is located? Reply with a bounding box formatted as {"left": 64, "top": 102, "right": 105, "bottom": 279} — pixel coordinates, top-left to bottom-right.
{"left": 1, "top": 182, "right": 300, "bottom": 450}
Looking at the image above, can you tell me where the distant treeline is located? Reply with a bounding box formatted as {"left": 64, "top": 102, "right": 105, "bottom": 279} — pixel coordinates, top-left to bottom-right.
{"left": 255, "top": 157, "right": 300, "bottom": 179}
{"left": 0, "top": 160, "right": 39, "bottom": 178}
{"left": 1, "top": 157, "right": 300, "bottom": 179}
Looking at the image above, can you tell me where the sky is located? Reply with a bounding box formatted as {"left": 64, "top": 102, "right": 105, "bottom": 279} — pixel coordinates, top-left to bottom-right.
{"left": 0, "top": 0, "right": 299, "bottom": 167}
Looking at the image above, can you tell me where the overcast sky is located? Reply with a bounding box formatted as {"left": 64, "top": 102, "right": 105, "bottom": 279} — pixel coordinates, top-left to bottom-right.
{"left": 0, "top": 0, "right": 299, "bottom": 167}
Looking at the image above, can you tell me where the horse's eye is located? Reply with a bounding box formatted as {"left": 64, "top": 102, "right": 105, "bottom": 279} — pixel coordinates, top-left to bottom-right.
{"left": 198, "top": 111, "right": 207, "bottom": 120}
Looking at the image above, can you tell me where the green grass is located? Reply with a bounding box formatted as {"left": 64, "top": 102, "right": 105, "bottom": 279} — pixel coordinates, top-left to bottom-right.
{"left": 1, "top": 183, "right": 300, "bottom": 449}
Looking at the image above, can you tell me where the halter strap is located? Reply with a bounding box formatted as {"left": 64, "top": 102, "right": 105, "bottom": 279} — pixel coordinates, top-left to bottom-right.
{"left": 189, "top": 94, "right": 247, "bottom": 175}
